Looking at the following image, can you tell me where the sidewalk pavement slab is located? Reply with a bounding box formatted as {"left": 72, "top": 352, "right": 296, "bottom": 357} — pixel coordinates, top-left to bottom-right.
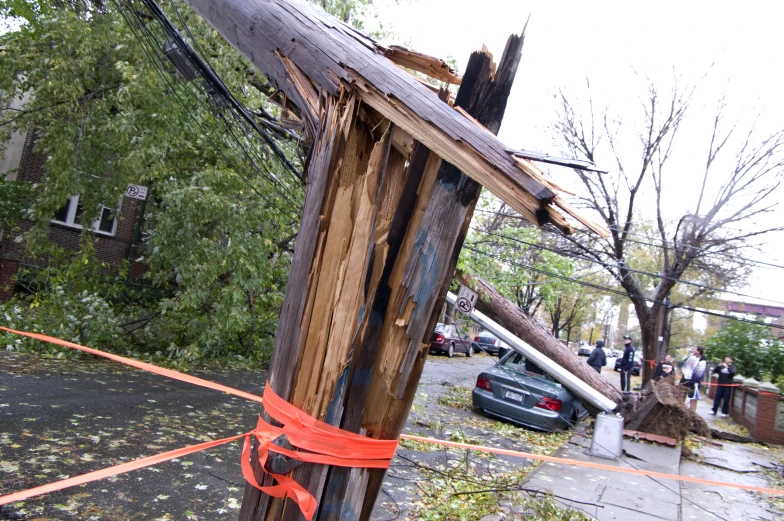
{"left": 680, "top": 459, "right": 778, "bottom": 521}
{"left": 522, "top": 433, "right": 682, "bottom": 521}
{"left": 680, "top": 394, "right": 783, "bottom": 521}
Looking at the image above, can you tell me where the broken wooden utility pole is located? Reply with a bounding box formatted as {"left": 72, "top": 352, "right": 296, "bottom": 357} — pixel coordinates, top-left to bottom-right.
{"left": 180, "top": 0, "right": 608, "bottom": 520}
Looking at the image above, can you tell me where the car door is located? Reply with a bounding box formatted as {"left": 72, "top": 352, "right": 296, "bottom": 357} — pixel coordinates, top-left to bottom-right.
{"left": 457, "top": 329, "right": 471, "bottom": 351}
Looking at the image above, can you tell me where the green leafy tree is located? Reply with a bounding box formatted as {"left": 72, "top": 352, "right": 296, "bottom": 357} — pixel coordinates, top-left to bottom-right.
{"left": 0, "top": 0, "right": 305, "bottom": 362}
{"left": 704, "top": 321, "right": 784, "bottom": 381}
{"left": 460, "top": 197, "right": 581, "bottom": 323}
{"left": 0, "top": 0, "right": 387, "bottom": 364}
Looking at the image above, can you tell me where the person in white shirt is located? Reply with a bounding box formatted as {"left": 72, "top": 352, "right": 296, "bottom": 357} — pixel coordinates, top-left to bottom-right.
{"left": 680, "top": 346, "right": 707, "bottom": 412}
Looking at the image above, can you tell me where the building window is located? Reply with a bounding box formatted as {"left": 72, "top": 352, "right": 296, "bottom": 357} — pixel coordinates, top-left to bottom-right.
{"left": 52, "top": 195, "right": 118, "bottom": 236}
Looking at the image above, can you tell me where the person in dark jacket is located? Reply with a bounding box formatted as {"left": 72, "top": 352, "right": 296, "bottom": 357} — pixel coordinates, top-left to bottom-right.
{"left": 619, "top": 335, "right": 635, "bottom": 392}
{"left": 586, "top": 340, "right": 607, "bottom": 373}
{"left": 653, "top": 354, "right": 675, "bottom": 380}
{"left": 710, "top": 356, "right": 737, "bottom": 417}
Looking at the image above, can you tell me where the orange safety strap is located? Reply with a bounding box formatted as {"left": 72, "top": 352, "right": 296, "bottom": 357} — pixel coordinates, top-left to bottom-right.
{"left": 642, "top": 359, "right": 657, "bottom": 370}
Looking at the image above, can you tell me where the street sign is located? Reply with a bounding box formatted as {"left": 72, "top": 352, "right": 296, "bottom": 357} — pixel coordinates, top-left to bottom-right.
{"left": 456, "top": 285, "right": 478, "bottom": 314}
{"left": 126, "top": 184, "right": 148, "bottom": 201}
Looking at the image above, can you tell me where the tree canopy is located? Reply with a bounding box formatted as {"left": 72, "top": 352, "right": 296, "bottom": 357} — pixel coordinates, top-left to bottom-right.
{"left": 0, "top": 0, "right": 389, "bottom": 363}
{"left": 704, "top": 321, "right": 784, "bottom": 382}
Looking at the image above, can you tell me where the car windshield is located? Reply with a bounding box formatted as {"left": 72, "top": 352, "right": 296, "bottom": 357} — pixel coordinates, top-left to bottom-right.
{"left": 477, "top": 332, "right": 496, "bottom": 339}
{"left": 434, "top": 324, "right": 447, "bottom": 333}
{"left": 501, "top": 353, "right": 555, "bottom": 383}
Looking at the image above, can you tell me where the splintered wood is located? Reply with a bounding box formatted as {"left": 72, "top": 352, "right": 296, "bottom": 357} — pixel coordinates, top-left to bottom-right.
{"left": 184, "top": 0, "right": 607, "bottom": 236}
{"left": 180, "top": 1, "right": 612, "bottom": 520}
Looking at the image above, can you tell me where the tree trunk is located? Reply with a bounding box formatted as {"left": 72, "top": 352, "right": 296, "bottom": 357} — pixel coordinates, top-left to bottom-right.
{"left": 457, "top": 270, "right": 622, "bottom": 403}
{"left": 634, "top": 299, "right": 659, "bottom": 387}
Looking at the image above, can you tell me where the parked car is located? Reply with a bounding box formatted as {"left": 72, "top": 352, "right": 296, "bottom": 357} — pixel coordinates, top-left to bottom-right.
{"left": 614, "top": 351, "right": 642, "bottom": 375}
{"left": 577, "top": 344, "right": 592, "bottom": 356}
{"left": 472, "top": 351, "right": 586, "bottom": 432}
{"left": 429, "top": 323, "right": 475, "bottom": 357}
{"left": 610, "top": 348, "right": 622, "bottom": 358}
{"left": 473, "top": 331, "right": 508, "bottom": 356}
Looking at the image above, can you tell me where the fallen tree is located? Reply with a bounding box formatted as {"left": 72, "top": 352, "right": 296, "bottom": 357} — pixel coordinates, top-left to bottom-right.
{"left": 457, "top": 269, "right": 710, "bottom": 440}
{"left": 457, "top": 269, "right": 622, "bottom": 403}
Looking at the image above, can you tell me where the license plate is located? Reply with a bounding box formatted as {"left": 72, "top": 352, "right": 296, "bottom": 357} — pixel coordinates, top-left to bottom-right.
{"left": 505, "top": 390, "right": 524, "bottom": 402}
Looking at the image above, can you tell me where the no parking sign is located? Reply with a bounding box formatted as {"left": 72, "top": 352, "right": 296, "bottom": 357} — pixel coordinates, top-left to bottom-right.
{"left": 456, "top": 285, "right": 478, "bottom": 314}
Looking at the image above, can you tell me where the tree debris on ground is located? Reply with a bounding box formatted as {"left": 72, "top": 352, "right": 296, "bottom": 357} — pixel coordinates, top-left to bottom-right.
{"left": 619, "top": 378, "right": 710, "bottom": 440}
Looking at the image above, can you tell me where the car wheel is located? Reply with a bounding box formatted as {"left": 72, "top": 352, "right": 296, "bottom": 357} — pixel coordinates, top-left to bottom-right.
{"left": 467, "top": 344, "right": 474, "bottom": 357}
{"left": 447, "top": 343, "right": 455, "bottom": 358}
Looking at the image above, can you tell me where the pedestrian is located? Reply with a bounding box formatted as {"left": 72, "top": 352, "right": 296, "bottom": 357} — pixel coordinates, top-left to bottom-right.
{"left": 619, "top": 335, "right": 635, "bottom": 392}
{"left": 653, "top": 354, "right": 675, "bottom": 381}
{"left": 586, "top": 339, "right": 607, "bottom": 374}
{"left": 710, "top": 356, "right": 737, "bottom": 418}
{"left": 680, "top": 346, "right": 707, "bottom": 413}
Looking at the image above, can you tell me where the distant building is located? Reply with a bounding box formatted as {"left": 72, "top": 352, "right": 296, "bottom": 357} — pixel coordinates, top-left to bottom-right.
{"left": 704, "top": 300, "right": 784, "bottom": 341}
{"left": 0, "top": 126, "right": 148, "bottom": 301}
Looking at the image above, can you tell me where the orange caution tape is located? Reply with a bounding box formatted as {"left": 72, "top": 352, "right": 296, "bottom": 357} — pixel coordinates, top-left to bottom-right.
{"left": 2, "top": 325, "right": 783, "bottom": 513}
{"left": 642, "top": 359, "right": 657, "bottom": 370}
{"left": 0, "top": 326, "right": 263, "bottom": 403}
{"left": 0, "top": 381, "right": 396, "bottom": 520}
{"left": 0, "top": 431, "right": 247, "bottom": 506}
{"left": 398, "top": 434, "right": 784, "bottom": 496}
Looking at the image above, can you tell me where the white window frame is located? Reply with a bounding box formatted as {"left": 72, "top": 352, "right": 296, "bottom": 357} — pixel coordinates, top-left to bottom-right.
{"left": 51, "top": 195, "right": 120, "bottom": 237}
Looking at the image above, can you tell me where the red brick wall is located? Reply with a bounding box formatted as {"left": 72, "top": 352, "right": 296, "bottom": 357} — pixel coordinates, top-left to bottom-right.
{"left": 728, "top": 386, "right": 784, "bottom": 445}
{"left": 0, "top": 127, "right": 148, "bottom": 301}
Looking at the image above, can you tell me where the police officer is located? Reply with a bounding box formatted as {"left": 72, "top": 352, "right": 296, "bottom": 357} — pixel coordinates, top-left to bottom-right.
{"left": 619, "top": 335, "right": 635, "bottom": 392}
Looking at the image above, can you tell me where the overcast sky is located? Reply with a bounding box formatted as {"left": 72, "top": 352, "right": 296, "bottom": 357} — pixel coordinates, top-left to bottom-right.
{"left": 371, "top": 0, "right": 784, "bottom": 306}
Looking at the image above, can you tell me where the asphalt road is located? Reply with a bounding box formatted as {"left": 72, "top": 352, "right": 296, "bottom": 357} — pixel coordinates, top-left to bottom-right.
{"left": 0, "top": 352, "right": 264, "bottom": 520}
{"left": 1, "top": 349, "right": 562, "bottom": 521}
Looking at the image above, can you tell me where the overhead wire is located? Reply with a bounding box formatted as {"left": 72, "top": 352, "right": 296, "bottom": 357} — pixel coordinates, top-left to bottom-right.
{"left": 472, "top": 208, "right": 784, "bottom": 271}
{"left": 469, "top": 227, "right": 784, "bottom": 307}
{"left": 165, "top": 0, "right": 305, "bottom": 191}
{"left": 115, "top": 1, "right": 274, "bottom": 203}
{"left": 144, "top": 0, "right": 303, "bottom": 187}
{"left": 462, "top": 245, "right": 784, "bottom": 330}
{"left": 114, "top": 0, "right": 303, "bottom": 222}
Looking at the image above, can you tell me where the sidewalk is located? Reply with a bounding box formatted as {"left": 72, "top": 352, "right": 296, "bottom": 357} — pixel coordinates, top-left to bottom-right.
{"left": 680, "top": 396, "right": 781, "bottom": 521}
{"left": 518, "top": 394, "right": 783, "bottom": 520}
{"left": 522, "top": 434, "right": 682, "bottom": 521}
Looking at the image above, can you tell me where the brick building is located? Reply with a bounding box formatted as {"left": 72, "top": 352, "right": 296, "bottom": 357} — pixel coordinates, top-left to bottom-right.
{"left": 0, "top": 126, "right": 148, "bottom": 301}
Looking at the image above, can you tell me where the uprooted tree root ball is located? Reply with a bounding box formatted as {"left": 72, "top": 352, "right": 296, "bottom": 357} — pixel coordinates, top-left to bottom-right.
{"left": 617, "top": 378, "right": 711, "bottom": 440}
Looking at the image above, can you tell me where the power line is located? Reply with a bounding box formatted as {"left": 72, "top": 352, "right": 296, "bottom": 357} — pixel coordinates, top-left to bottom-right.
{"left": 472, "top": 208, "right": 784, "bottom": 271}
{"left": 114, "top": 0, "right": 302, "bottom": 223}
{"left": 462, "top": 245, "right": 784, "bottom": 330}
{"left": 119, "top": 0, "right": 303, "bottom": 215}
{"left": 470, "top": 228, "right": 784, "bottom": 307}
{"left": 141, "top": 0, "right": 303, "bottom": 185}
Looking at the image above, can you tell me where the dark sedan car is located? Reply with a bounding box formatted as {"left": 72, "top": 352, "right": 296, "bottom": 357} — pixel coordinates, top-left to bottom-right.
{"left": 473, "top": 331, "right": 508, "bottom": 356}
{"left": 472, "top": 351, "right": 585, "bottom": 432}
{"left": 614, "top": 351, "right": 642, "bottom": 375}
{"left": 429, "top": 323, "right": 475, "bottom": 357}
{"left": 577, "top": 344, "right": 592, "bottom": 356}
